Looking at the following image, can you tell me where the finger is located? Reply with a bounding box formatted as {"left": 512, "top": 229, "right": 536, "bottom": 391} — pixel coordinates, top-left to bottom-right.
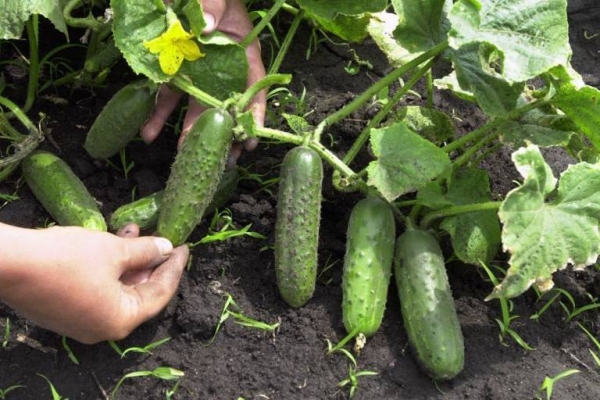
{"left": 201, "top": 0, "right": 228, "bottom": 33}
{"left": 119, "top": 236, "right": 174, "bottom": 273}
{"left": 245, "top": 39, "right": 267, "bottom": 129}
{"left": 141, "top": 85, "right": 184, "bottom": 143}
{"left": 227, "top": 143, "right": 243, "bottom": 169}
{"left": 178, "top": 98, "right": 207, "bottom": 148}
{"left": 121, "top": 269, "right": 152, "bottom": 286}
{"left": 116, "top": 223, "right": 140, "bottom": 238}
{"left": 126, "top": 245, "right": 189, "bottom": 323}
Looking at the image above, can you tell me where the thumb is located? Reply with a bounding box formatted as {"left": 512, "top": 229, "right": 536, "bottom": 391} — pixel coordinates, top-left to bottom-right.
{"left": 119, "top": 236, "right": 174, "bottom": 273}
{"left": 201, "top": 0, "right": 227, "bottom": 33}
{"left": 124, "top": 245, "right": 189, "bottom": 324}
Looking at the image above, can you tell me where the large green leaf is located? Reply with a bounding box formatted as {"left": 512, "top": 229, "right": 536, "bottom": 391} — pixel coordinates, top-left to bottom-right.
{"left": 386, "top": 105, "right": 455, "bottom": 146}
{"left": 0, "top": 0, "right": 68, "bottom": 40}
{"left": 451, "top": 42, "right": 524, "bottom": 116}
{"left": 448, "top": 0, "right": 571, "bottom": 83}
{"left": 296, "top": 0, "right": 388, "bottom": 20}
{"left": 440, "top": 168, "right": 501, "bottom": 266}
{"left": 492, "top": 145, "right": 600, "bottom": 299}
{"left": 306, "top": 11, "right": 370, "bottom": 42}
{"left": 111, "top": 0, "right": 247, "bottom": 98}
{"left": 367, "top": 122, "right": 451, "bottom": 201}
{"left": 367, "top": 11, "right": 412, "bottom": 67}
{"left": 391, "top": 0, "right": 451, "bottom": 53}
{"left": 550, "top": 66, "right": 600, "bottom": 151}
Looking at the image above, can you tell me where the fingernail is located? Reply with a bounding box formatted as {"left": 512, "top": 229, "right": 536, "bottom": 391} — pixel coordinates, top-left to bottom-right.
{"left": 204, "top": 13, "right": 216, "bottom": 32}
{"left": 154, "top": 237, "right": 173, "bottom": 256}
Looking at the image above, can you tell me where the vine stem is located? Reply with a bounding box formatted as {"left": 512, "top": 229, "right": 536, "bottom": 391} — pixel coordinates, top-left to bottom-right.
{"left": 313, "top": 40, "right": 449, "bottom": 142}
{"left": 170, "top": 76, "right": 224, "bottom": 108}
{"left": 420, "top": 201, "right": 501, "bottom": 229}
{"left": 63, "top": 0, "right": 104, "bottom": 30}
{"left": 236, "top": 74, "right": 292, "bottom": 111}
{"left": 22, "top": 16, "right": 40, "bottom": 114}
{"left": 268, "top": 9, "right": 304, "bottom": 75}
{"left": 240, "top": 0, "right": 287, "bottom": 49}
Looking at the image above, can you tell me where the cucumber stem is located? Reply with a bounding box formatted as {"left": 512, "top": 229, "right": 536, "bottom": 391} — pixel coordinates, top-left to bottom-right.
{"left": 22, "top": 16, "right": 40, "bottom": 114}
{"left": 171, "top": 75, "right": 224, "bottom": 108}
{"left": 236, "top": 74, "right": 292, "bottom": 112}
{"left": 240, "top": 0, "right": 288, "bottom": 49}
{"left": 268, "top": 9, "right": 305, "bottom": 75}
{"left": 313, "top": 41, "right": 448, "bottom": 142}
{"left": 420, "top": 201, "right": 501, "bottom": 229}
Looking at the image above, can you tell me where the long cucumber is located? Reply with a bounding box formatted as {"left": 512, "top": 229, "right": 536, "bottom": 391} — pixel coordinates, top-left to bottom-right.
{"left": 342, "top": 196, "right": 395, "bottom": 337}
{"left": 394, "top": 228, "right": 464, "bottom": 380}
{"left": 274, "top": 146, "right": 323, "bottom": 308}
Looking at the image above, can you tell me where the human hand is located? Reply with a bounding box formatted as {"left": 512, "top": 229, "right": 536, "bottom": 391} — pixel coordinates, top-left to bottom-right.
{"left": 142, "top": 0, "right": 266, "bottom": 167}
{"left": 0, "top": 224, "right": 189, "bottom": 344}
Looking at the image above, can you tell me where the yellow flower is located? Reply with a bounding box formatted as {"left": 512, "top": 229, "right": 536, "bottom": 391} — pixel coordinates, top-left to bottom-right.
{"left": 144, "top": 19, "right": 204, "bottom": 75}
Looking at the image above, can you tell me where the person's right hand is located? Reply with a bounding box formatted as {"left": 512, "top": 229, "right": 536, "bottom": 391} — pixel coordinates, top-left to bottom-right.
{"left": 0, "top": 223, "right": 189, "bottom": 344}
{"left": 141, "top": 0, "right": 267, "bottom": 167}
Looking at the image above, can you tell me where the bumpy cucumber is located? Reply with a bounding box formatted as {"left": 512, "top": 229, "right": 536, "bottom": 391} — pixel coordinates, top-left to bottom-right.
{"left": 342, "top": 196, "right": 396, "bottom": 337}
{"left": 109, "top": 167, "right": 240, "bottom": 232}
{"left": 157, "top": 108, "right": 234, "bottom": 246}
{"left": 394, "top": 228, "right": 464, "bottom": 380}
{"left": 275, "top": 146, "right": 323, "bottom": 308}
{"left": 84, "top": 79, "right": 157, "bottom": 159}
{"left": 22, "top": 151, "right": 107, "bottom": 231}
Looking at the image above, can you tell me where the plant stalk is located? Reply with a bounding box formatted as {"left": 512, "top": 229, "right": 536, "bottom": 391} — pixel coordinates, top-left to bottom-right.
{"left": 170, "top": 76, "right": 223, "bottom": 108}
{"left": 420, "top": 201, "right": 501, "bottom": 229}
{"left": 268, "top": 9, "right": 304, "bottom": 75}
{"left": 240, "top": 0, "right": 287, "bottom": 48}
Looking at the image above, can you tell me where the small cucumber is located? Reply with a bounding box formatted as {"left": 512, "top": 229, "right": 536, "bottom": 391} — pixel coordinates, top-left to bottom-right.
{"left": 109, "top": 167, "right": 240, "bottom": 232}
{"left": 394, "top": 228, "right": 464, "bottom": 380}
{"left": 275, "top": 146, "right": 323, "bottom": 308}
{"left": 22, "top": 151, "right": 107, "bottom": 231}
{"left": 157, "top": 108, "right": 234, "bottom": 246}
{"left": 342, "top": 196, "right": 395, "bottom": 337}
{"left": 84, "top": 80, "right": 157, "bottom": 159}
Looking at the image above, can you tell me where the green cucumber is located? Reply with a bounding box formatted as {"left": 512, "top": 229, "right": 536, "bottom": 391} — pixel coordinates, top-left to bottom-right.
{"left": 275, "top": 146, "right": 323, "bottom": 308}
{"left": 342, "top": 196, "right": 395, "bottom": 337}
{"left": 84, "top": 79, "right": 157, "bottom": 159}
{"left": 394, "top": 228, "right": 464, "bottom": 380}
{"left": 157, "top": 108, "right": 234, "bottom": 246}
{"left": 109, "top": 167, "right": 240, "bottom": 232}
{"left": 22, "top": 151, "right": 107, "bottom": 231}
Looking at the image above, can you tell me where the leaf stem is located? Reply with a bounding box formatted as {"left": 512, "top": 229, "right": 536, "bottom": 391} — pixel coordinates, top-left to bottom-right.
{"left": 236, "top": 74, "right": 292, "bottom": 111}
{"left": 240, "top": 0, "right": 287, "bottom": 48}
{"left": 170, "top": 76, "right": 224, "bottom": 108}
{"left": 22, "top": 16, "right": 40, "bottom": 114}
{"left": 420, "top": 201, "right": 501, "bottom": 229}
{"left": 313, "top": 41, "right": 448, "bottom": 142}
{"left": 268, "top": 9, "right": 305, "bottom": 75}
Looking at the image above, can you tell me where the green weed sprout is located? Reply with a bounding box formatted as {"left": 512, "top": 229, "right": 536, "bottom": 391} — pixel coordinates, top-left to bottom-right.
{"left": 111, "top": 367, "right": 184, "bottom": 400}
{"left": 2, "top": 317, "right": 10, "bottom": 348}
{"left": 189, "top": 209, "right": 266, "bottom": 248}
{"left": 62, "top": 336, "right": 79, "bottom": 365}
{"left": 336, "top": 364, "right": 378, "bottom": 399}
{"left": 480, "top": 262, "right": 534, "bottom": 350}
{"left": 577, "top": 322, "right": 600, "bottom": 369}
{"left": 108, "top": 337, "right": 171, "bottom": 359}
{"left": 0, "top": 384, "right": 25, "bottom": 399}
{"left": 37, "top": 374, "right": 66, "bottom": 400}
{"left": 538, "top": 369, "right": 580, "bottom": 400}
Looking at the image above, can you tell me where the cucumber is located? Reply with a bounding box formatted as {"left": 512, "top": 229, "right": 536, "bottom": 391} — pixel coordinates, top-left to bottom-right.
{"left": 22, "top": 151, "right": 107, "bottom": 231}
{"left": 157, "top": 108, "right": 234, "bottom": 246}
{"left": 342, "top": 196, "right": 395, "bottom": 337}
{"left": 109, "top": 167, "right": 240, "bottom": 232}
{"left": 84, "top": 79, "right": 157, "bottom": 159}
{"left": 274, "top": 146, "right": 323, "bottom": 308}
{"left": 394, "top": 228, "right": 464, "bottom": 380}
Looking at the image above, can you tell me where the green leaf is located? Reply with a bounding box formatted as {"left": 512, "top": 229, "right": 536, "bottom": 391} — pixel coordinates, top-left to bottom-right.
{"left": 448, "top": 0, "right": 571, "bottom": 83}
{"left": 451, "top": 42, "right": 524, "bottom": 116}
{"left": 386, "top": 105, "right": 455, "bottom": 146}
{"left": 417, "top": 181, "right": 452, "bottom": 209}
{"left": 440, "top": 168, "right": 501, "bottom": 265}
{"left": 307, "top": 12, "right": 370, "bottom": 42}
{"left": 367, "top": 12, "right": 412, "bottom": 67}
{"left": 183, "top": 0, "right": 207, "bottom": 37}
{"left": 550, "top": 66, "right": 600, "bottom": 151}
{"left": 296, "top": 0, "right": 388, "bottom": 20}
{"left": 367, "top": 122, "right": 451, "bottom": 201}
{"left": 282, "top": 113, "right": 312, "bottom": 134}
{"left": 492, "top": 145, "right": 600, "bottom": 299}
{"left": 392, "top": 0, "right": 451, "bottom": 53}
{"left": 0, "top": 0, "right": 68, "bottom": 40}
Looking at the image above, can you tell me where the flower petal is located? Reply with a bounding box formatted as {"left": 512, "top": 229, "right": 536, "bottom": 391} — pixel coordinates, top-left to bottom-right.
{"left": 143, "top": 35, "right": 169, "bottom": 54}
{"left": 164, "top": 20, "right": 193, "bottom": 41}
{"left": 159, "top": 47, "right": 184, "bottom": 75}
{"left": 177, "top": 39, "right": 204, "bottom": 61}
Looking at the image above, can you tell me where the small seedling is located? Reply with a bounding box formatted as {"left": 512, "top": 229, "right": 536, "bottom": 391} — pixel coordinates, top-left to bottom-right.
{"left": 189, "top": 209, "right": 266, "bottom": 248}
{"left": 538, "top": 369, "right": 580, "bottom": 400}
{"left": 207, "top": 293, "right": 279, "bottom": 346}
{"left": 37, "top": 374, "right": 67, "bottom": 400}
{"left": 107, "top": 336, "right": 171, "bottom": 359}
{"left": 105, "top": 148, "right": 135, "bottom": 179}
{"left": 0, "top": 384, "right": 25, "bottom": 399}
{"left": 336, "top": 364, "right": 378, "bottom": 399}
{"left": 2, "top": 317, "right": 10, "bottom": 348}
{"left": 111, "top": 367, "right": 184, "bottom": 400}
{"left": 61, "top": 336, "right": 79, "bottom": 365}
{"left": 577, "top": 322, "right": 600, "bottom": 368}
{"left": 480, "top": 263, "right": 534, "bottom": 350}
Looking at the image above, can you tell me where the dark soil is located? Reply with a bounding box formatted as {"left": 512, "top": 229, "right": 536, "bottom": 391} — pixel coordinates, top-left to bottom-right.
{"left": 1, "top": 2, "right": 600, "bottom": 399}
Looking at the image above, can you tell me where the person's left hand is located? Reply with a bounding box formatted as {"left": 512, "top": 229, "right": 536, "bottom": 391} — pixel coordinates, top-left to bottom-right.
{"left": 141, "top": 0, "right": 266, "bottom": 167}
